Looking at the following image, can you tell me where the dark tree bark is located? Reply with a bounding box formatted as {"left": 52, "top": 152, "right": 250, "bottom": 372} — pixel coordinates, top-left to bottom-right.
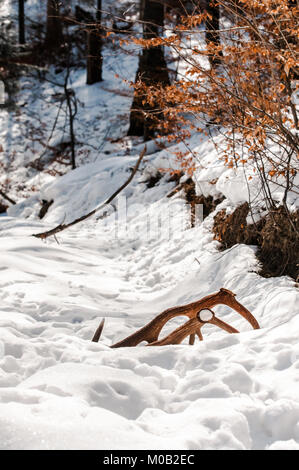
{"left": 45, "top": 0, "right": 63, "bottom": 50}
{"left": 18, "top": 0, "right": 25, "bottom": 45}
{"left": 86, "top": 0, "right": 103, "bottom": 85}
{"left": 128, "top": 0, "right": 170, "bottom": 140}
{"left": 64, "top": 66, "right": 78, "bottom": 169}
{"left": 75, "top": 6, "right": 94, "bottom": 23}
{"left": 205, "top": 0, "right": 222, "bottom": 66}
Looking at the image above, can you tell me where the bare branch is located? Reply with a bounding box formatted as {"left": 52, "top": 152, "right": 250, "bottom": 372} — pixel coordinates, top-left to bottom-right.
{"left": 32, "top": 146, "right": 147, "bottom": 239}
{"left": 0, "top": 189, "right": 16, "bottom": 205}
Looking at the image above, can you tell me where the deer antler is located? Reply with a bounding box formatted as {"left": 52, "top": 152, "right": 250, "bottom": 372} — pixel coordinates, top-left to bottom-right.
{"left": 92, "top": 288, "right": 260, "bottom": 348}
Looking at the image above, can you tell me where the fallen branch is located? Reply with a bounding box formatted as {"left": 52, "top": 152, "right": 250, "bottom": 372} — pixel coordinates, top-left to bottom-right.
{"left": 33, "top": 146, "right": 147, "bottom": 239}
{"left": 0, "top": 189, "right": 16, "bottom": 205}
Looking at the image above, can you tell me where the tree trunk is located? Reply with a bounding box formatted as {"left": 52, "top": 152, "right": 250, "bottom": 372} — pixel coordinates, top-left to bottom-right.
{"left": 45, "top": 0, "right": 63, "bottom": 50}
{"left": 128, "top": 0, "right": 170, "bottom": 140}
{"left": 18, "top": 0, "right": 25, "bottom": 45}
{"left": 86, "top": 0, "right": 103, "bottom": 85}
{"left": 205, "top": 0, "right": 222, "bottom": 66}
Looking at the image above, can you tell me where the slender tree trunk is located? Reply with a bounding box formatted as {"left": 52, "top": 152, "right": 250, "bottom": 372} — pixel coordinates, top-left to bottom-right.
{"left": 64, "top": 80, "right": 77, "bottom": 170}
{"left": 18, "top": 0, "right": 25, "bottom": 45}
{"left": 45, "top": 0, "right": 63, "bottom": 50}
{"left": 128, "top": 0, "right": 170, "bottom": 140}
{"left": 86, "top": 0, "right": 103, "bottom": 85}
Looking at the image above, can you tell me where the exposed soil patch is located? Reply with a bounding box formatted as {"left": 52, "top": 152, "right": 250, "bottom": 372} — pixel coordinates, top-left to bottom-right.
{"left": 168, "top": 176, "right": 224, "bottom": 226}
{"left": 0, "top": 202, "right": 8, "bottom": 214}
{"left": 213, "top": 203, "right": 265, "bottom": 248}
{"left": 146, "top": 171, "right": 163, "bottom": 188}
{"left": 38, "top": 199, "right": 54, "bottom": 219}
{"left": 259, "top": 207, "right": 299, "bottom": 280}
{"left": 196, "top": 194, "right": 225, "bottom": 219}
{"left": 213, "top": 203, "right": 299, "bottom": 280}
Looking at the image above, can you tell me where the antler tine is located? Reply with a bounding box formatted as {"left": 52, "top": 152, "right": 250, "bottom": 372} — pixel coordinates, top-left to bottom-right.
{"left": 209, "top": 316, "right": 239, "bottom": 334}
{"left": 148, "top": 318, "right": 203, "bottom": 347}
{"left": 225, "top": 292, "right": 260, "bottom": 330}
{"left": 196, "top": 329, "right": 203, "bottom": 341}
{"left": 189, "top": 333, "right": 196, "bottom": 345}
{"left": 92, "top": 318, "right": 105, "bottom": 343}
{"left": 189, "top": 327, "right": 204, "bottom": 344}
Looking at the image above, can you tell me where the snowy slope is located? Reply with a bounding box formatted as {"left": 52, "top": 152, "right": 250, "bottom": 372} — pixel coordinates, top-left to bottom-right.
{"left": 0, "top": 0, "right": 299, "bottom": 451}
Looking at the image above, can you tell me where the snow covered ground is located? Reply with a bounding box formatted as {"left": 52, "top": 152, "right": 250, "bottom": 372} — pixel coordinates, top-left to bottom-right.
{"left": 0, "top": 0, "right": 299, "bottom": 451}
{"left": 1, "top": 148, "right": 299, "bottom": 449}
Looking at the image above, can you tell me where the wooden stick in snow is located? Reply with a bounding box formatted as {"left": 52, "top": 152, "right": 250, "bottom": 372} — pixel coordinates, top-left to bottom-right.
{"left": 32, "top": 147, "right": 147, "bottom": 239}
{"left": 0, "top": 189, "right": 16, "bottom": 206}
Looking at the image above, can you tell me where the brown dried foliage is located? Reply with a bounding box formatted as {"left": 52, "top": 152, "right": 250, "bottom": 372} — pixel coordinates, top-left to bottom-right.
{"left": 213, "top": 203, "right": 299, "bottom": 280}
